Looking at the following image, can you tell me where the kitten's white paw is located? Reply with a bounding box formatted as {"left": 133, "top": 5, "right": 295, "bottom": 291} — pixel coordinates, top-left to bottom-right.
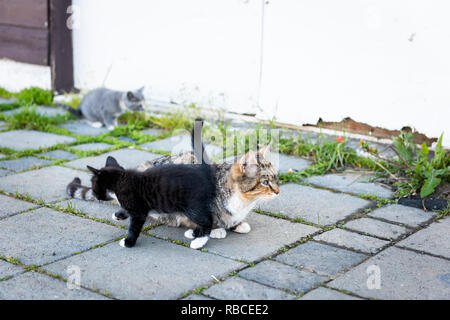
{"left": 233, "top": 222, "right": 251, "bottom": 234}
{"left": 119, "top": 238, "right": 126, "bottom": 247}
{"left": 112, "top": 213, "right": 119, "bottom": 221}
{"left": 210, "top": 228, "right": 227, "bottom": 239}
{"left": 190, "top": 236, "right": 209, "bottom": 250}
{"left": 107, "top": 125, "right": 115, "bottom": 130}
{"left": 184, "top": 229, "right": 195, "bottom": 239}
{"left": 89, "top": 121, "right": 103, "bottom": 128}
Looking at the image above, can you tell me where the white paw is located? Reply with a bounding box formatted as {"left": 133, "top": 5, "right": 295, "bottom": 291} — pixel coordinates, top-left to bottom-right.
{"left": 107, "top": 125, "right": 115, "bottom": 130}
{"left": 119, "top": 238, "right": 126, "bottom": 247}
{"left": 89, "top": 121, "right": 103, "bottom": 128}
{"left": 184, "top": 229, "right": 195, "bottom": 239}
{"left": 234, "top": 222, "right": 251, "bottom": 234}
{"left": 190, "top": 236, "right": 209, "bottom": 250}
{"left": 112, "top": 213, "right": 119, "bottom": 221}
{"left": 210, "top": 228, "right": 227, "bottom": 239}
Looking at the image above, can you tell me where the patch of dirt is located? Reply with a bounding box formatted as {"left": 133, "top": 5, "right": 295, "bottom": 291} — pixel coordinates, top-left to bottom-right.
{"left": 307, "top": 117, "right": 438, "bottom": 146}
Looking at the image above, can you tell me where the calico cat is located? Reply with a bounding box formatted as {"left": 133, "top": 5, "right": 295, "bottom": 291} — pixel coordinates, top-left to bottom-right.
{"left": 67, "top": 122, "right": 280, "bottom": 240}
{"left": 86, "top": 156, "right": 216, "bottom": 249}
{"left": 58, "top": 87, "right": 145, "bottom": 130}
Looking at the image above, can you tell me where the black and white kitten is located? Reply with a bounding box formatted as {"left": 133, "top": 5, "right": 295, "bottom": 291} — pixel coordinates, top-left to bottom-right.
{"left": 86, "top": 156, "right": 216, "bottom": 249}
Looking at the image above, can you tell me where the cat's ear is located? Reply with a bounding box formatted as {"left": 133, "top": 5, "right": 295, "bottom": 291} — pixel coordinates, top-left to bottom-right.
{"left": 138, "top": 86, "right": 145, "bottom": 93}
{"left": 238, "top": 150, "right": 258, "bottom": 177}
{"left": 258, "top": 142, "right": 272, "bottom": 160}
{"left": 87, "top": 165, "right": 100, "bottom": 175}
{"left": 105, "top": 156, "right": 123, "bottom": 169}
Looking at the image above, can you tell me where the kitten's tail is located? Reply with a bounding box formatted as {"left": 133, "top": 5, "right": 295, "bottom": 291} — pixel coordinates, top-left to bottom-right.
{"left": 192, "top": 118, "right": 211, "bottom": 165}
{"left": 54, "top": 102, "right": 83, "bottom": 118}
{"left": 66, "top": 177, "right": 96, "bottom": 200}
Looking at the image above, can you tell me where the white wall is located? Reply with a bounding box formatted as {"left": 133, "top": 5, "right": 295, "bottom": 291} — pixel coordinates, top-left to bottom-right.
{"left": 70, "top": 0, "right": 449, "bottom": 147}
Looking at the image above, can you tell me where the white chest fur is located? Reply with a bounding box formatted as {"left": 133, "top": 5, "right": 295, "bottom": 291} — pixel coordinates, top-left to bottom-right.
{"left": 225, "top": 193, "right": 259, "bottom": 226}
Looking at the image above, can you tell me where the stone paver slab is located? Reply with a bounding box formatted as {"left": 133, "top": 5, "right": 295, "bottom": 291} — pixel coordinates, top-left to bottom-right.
{"left": 0, "top": 156, "right": 52, "bottom": 171}
{"left": 300, "top": 287, "right": 362, "bottom": 300}
{"left": 344, "top": 218, "right": 410, "bottom": 240}
{"left": 182, "top": 294, "right": 213, "bottom": 300}
{"left": 328, "top": 246, "right": 450, "bottom": 299}
{"left": 239, "top": 260, "right": 328, "bottom": 293}
{"left": 71, "top": 142, "right": 113, "bottom": 151}
{"left": 148, "top": 212, "right": 319, "bottom": 262}
{"left": 204, "top": 277, "right": 296, "bottom": 300}
{"left": 277, "top": 154, "right": 311, "bottom": 173}
{"left": 368, "top": 204, "right": 437, "bottom": 227}
{"left": 0, "top": 207, "right": 124, "bottom": 265}
{"left": 0, "top": 130, "right": 75, "bottom": 150}
{"left": 274, "top": 241, "right": 367, "bottom": 276}
{"left": 43, "top": 235, "right": 244, "bottom": 300}
{"left": 0, "top": 260, "right": 23, "bottom": 279}
{"left": 65, "top": 148, "right": 161, "bottom": 170}
{"left": 39, "top": 150, "right": 77, "bottom": 160}
{"left": 396, "top": 217, "right": 450, "bottom": 259}
{"left": 59, "top": 120, "right": 108, "bottom": 136}
{"left": 0, "top": 194, "right": 39, "bottom": 218}
{"left": 141, "top": 128, "right": 164, "bottom": 136}
{"left": 0, "top": 166, "right": 91, "bottom": 202}
{"left": 306, "top": 173, "right": 394, "bottom": 199}
{"left": 0, "top": 272, "right": 107, "bottom": 300}
{"left": 314, "top": 229, "right": 389, "bottom": 254}
{"left": 258, "top": 183, "right": 372, "bottom": 225}
{"left": 3, "top": 106, "right": 68, "bottom": 117}
{"left": 0, "top": 169, "right": 13, "bottom": 177}
{"left": 56, "top": 199, "right": 157, "bottom": 229}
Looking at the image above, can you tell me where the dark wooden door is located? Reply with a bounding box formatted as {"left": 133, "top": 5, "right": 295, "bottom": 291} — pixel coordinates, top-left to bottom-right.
{"left": 0, "top": 0, "right": 74, "bottom": 92}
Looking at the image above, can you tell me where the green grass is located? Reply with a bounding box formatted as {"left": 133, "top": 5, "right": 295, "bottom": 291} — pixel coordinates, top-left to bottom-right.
{"left": 14, "top": 87, "right": 53, "bottom": 106}
{"left": 2, "top": 106, "right": 74, "bottom": 131}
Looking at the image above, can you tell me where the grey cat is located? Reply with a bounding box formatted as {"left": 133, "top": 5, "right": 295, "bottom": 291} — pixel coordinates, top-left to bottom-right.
{"left": 60, "top": 87, "right": 145, "bottom": 129}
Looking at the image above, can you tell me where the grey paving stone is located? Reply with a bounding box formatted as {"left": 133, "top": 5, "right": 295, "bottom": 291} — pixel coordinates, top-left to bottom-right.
{"left": 314, "top": 229, "right": 389, "bottom": 254}
{"left": 204, "top": 277, "right": 296, "bottom": 300}
{"left": 0, "top": 156, "right": 53, "bottom": 171}
{"left": 0, "top": 153, "right": 4, "bottom": 159}
{"left": 0, "top": 194, "right": 39, "bottom": 218}
{"left": 274, "top": 241, "right": 366, "bottom": 276}
{"left": 239, "top": 260, "right": 327, "bottom": 293}
{"left": 0, "top": 97, "right": 13, "bottom": 104}
{"left": 39, "top": 150, "right": 77, "bottom": 160}
{"left": 344, "top": 218, "right": 410, "bottom": 240}
{"left": 182, "top": 294, "right": 213, "bottom": 300}
{"left": 368, "top": 204, "right": 437, "bottom": 227}
{"left": 71, "top": 142, "right": 113, "bottom": 151}
{"left": 3, "top": 106, "right": 68, "bottom": 117}
{"left": 141, "top": 128, "right": 164, "bottom": 136}
{"left": 59, "top": 120, "right": 109, "bottom": 136}
{"left": 56, "top": 199, "right": 157, "bottom": 229}
{"left": 0, "top": 169, "right": 14, "bottom": 177}
{"left": 43, "top": 235, "right": 244, "bottom": 300}
{"left": 141, "top": 134, "right": 223, "bottom": 157}
{"left": 148, "top": 212, "right": 318, "bottom": 262}
{"left": 0, "top": 207, "right": 124, "bottom": 265}
{"left": 300, "top": 287, "right": 362, "bottom": 300}
{"left": 277, "top": 154, "right": 311, "bottom": 173}
{"left": 328, "top": 246, "right": 450, "bottom": 299}
{"left": 0, "top": 121, "right": 7, "bottom": 129}
{"left": 0, "top": 272, "right": 107, "bottom": 300}
{"left": 0, "top": 260, "right": 23, "bottom": 279}
{"left": 396, "top": 217, "right": 450, "bottom": 259}
{"left": 117, "top": 136, "right": 135, "bottom": 142}
{"left": 0, "top": 130, "right": 75, "bottom": 150}
{"left": 0, "top": 166, "right": 91, "bottom": 202}
{"left": 258, "top": 183, "right": 372, "bottom": 225}
{"left": 306, "top": 173, "right": 394, "bottom": 199}
{"left": 65, "top": 148, "right": 161, "bottom": 170}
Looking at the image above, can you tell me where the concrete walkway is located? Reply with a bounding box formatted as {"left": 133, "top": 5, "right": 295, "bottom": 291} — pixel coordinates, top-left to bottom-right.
{"left": 0, "top": 112, "right": 448, "bottom": 300}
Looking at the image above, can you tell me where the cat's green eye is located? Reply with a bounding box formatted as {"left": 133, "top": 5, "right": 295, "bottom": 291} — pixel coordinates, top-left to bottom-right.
{"left": 261, "top": 179, "right": 269, "bottom": 185}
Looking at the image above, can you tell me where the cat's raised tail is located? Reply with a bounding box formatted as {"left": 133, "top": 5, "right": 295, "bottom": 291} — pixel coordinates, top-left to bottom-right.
{"left": 54, "top": 102, "right": 83, "bottom": 118}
